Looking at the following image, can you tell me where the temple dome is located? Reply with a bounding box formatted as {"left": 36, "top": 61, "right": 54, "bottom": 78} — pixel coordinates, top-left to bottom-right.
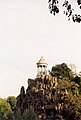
{"left": 37, "top": 56, "right": 48, "bottom": 65}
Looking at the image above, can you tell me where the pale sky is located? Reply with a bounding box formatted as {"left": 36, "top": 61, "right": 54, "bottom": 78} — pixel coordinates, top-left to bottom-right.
{"left": 0, "top": 0, "right": 81, "bottom": 98}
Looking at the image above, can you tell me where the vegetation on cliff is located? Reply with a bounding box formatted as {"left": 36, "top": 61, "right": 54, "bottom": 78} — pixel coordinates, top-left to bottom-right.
{"left": 1, "top": 63, "right": 81, "bottom": 120}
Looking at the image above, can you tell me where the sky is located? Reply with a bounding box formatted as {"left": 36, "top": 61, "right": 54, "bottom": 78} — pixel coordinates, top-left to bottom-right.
{"left": 0, "top": 0, "right": 81, "bottom": 98}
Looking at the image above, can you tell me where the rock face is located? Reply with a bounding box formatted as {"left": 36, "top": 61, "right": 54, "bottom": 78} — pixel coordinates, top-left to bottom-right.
{"left": 17, "top": 75, "right": 58, "bottom": 119}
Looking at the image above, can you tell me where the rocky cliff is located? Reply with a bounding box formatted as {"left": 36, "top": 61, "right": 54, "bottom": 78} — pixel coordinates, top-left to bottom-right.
{"left": 17, "top": 75, "right": 58, "bottom": 119}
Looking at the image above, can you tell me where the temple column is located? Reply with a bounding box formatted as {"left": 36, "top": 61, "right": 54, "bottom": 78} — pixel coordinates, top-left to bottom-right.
{"left": 41, "top": 65, "right": 43, "bottom": 75}
{"left": 37, "top": 66, "right": 40, "bottom": 76}
{"left": 44, "top": 66, "right": 47, "bottom": 75}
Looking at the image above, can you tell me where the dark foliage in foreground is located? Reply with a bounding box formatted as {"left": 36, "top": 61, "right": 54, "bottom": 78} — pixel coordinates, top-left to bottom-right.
{"left": 48, "top": 0, "right": 81, "bottom": 23}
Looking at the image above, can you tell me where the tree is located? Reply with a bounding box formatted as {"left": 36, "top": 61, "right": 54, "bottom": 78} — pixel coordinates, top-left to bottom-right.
{"left": 61, "top": 93, "right": 81, "bottom": 120}
{"left": 49, "top": 63, "right": 74, "bottom": 80}
{"left": 0, "top": 98, "right": 13, "bottom": 120}
{"left": 50, "top": 79, "right": 81, "bottom": 119}
{"left": 22, "top": 107, "right": 38, "bottom": 120}
{"left": 7, "top": 96, "right": 16, "bottom": 111}
{"left": 14, "top": 109, "right": 22, "bottom": 120}
{"left": 72, "top": 75, "right": 81, "bottom": 94}
{"left": 48, "top": 0, "right": 81, "bottom": 23}
{"left": 14, "top": 107, "right": 38, "bottom": 120}
{"left": 16, "top": 86, "right": 25, "bottom": 113}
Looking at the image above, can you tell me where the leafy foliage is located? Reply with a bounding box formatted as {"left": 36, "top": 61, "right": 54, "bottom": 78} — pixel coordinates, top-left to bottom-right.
{"left": 49, "top": 63, "right": 74, "bottom": 80}
{"left": 77, "top": 0, "right": 81, "bottom": 8}
{"left": 7, "top": 96, "right": 16, "bottom": 111}
{"left": 48, "top": 0, "right": 59, "bottom": 15}
{"left": 0, "top": 98, "right": 13, "bottom": 120}
{"left": 16, "top": 86, "right": 25, "bottom": 113}
{"left": 22, "top": 107, "right": 38, "bottom": 120}
{"left": 72, "top": 75, "right": 81, "bottom": 94}
{"left": 13, "top": 107, "right": 38, "bottom": 120}
{"left": 46, "top": 79, "right": 81, "bottom": 119}
{"left": 48, "top": 0, "right": 81, "bottom": 23}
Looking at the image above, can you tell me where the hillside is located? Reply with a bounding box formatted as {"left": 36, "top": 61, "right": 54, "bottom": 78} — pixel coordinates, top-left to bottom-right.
{"left": 1, "top": 62, "right": 81, "bottom": 120}
{"left": 16, "top": 73, "right": 81, "bottom": 120}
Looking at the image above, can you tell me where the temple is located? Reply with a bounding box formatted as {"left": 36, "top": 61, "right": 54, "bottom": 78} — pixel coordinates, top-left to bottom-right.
{"left": 37, "top": 56, "right": 48, "bottom": 77}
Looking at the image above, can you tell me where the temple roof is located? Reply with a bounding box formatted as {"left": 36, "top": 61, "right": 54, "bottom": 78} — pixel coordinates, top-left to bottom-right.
{"left": 37, "top": 56, "right": 48, "bottom": 65}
